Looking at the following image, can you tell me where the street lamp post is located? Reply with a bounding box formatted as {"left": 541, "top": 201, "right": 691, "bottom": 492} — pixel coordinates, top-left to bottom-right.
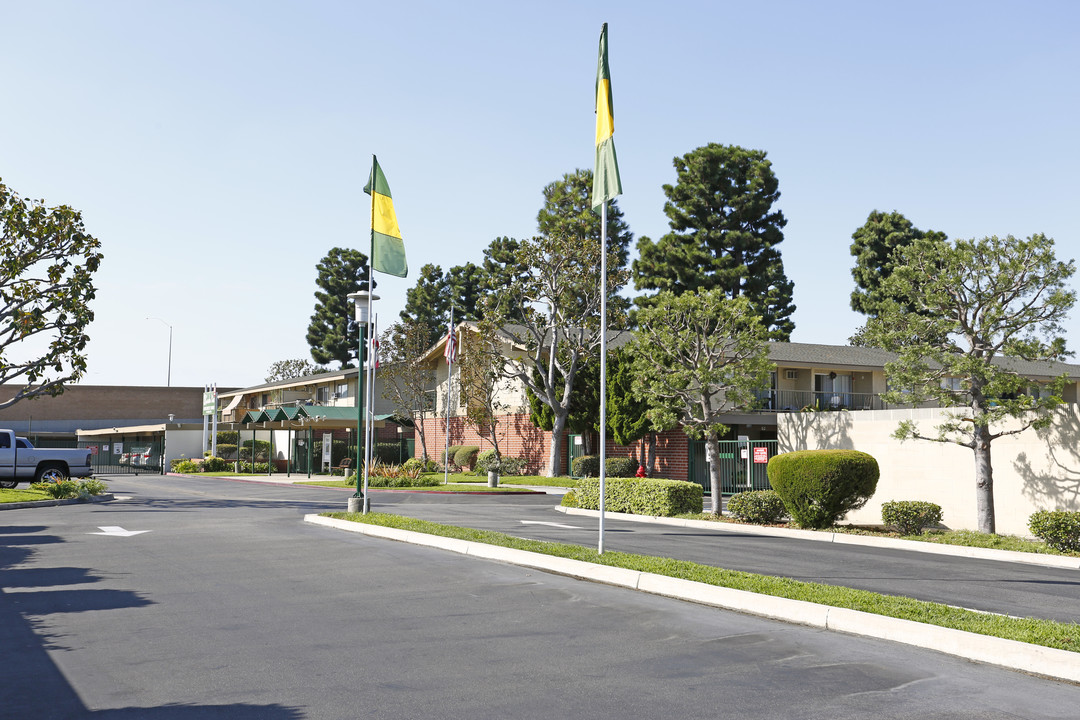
{"left": 347, "top": 290, "right": 378, "bottom": 513}
{"left": 146, "top": 317, "right": 173, "bottom": 387}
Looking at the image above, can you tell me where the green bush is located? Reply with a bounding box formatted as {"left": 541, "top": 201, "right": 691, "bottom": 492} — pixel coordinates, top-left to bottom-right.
{"left": 881, "top": 500, "right": 943, "bottom": 535}
{"left": 367, "top": 474, "right": 442, "bottom": 488}
{"left": 472, "top": 450, "right": 527, "bottom": 475}
{"left": 560, "top": 489, "right": 579, "bottom": 507}
{"left": 78, "top": 478, "right": 109, "bottom": 496}
{"left": 215, "top": 443, "right": 238, "bottom": 460}
{"left": 572, "top": 477, "right": 703, "bottom": 517}
{"left": 1028, "top": 510, "right": 1080, "bottom": 553}
{"left": 453, "top": 445, "right": 480, "bottom": 469}
{"left": 403, "top": 457, "right": 438, "bottom": 474}
{"left": 240, "top": 439, "right": 271, "bottom": 462}
{"left": 375, "top": 442, "right": 408, "bottom": 465}
{"left": 606, "top": 457, "right": 638, "bottom": 478}
{"left": 216, "top": 431, "right": 239, "bottom": 445}
{"left": 572, "top": 455, "right": 600, "bottom": 477}
{"left": 728, "top": 490, "right": 787, "bottom": 524}
{"left": 442, "top": 445, "right": 463, "bottom": 468}
{"left": 766, "top": 449, "right": 879, "bottom": 529}
{"left": 30, "top": 479, "right": 81, "bottom": 499}
{"left": 202, "top": 456, "right": 230, "bottom": 472}
{"left": 238, "top": 462, "right": 270, "bottom": 473}
{"left": 173, "top": 459, "right": 200, "bottom": 474}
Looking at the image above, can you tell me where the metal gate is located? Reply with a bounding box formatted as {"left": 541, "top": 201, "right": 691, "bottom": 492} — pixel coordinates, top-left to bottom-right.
{"left": 78, "top": 438, "right": 163, "bottom": 475}
{"left": 689, "top": 439, "right": 778, "bottom": 495}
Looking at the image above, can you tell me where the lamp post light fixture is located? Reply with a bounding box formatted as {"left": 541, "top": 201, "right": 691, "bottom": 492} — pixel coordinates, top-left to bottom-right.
{"left": 347, "top": 290, "right": 378, "bottom": 513}
{"left": 146, "top": 317, "right": 173, "bottom": 387}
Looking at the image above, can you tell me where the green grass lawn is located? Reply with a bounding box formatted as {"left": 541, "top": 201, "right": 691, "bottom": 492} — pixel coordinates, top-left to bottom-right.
{"left": 0, "top": 487, "right": 54, "bottom": 503}
{"left": 324, "top": 511, "right": 1080, "bottom": 653}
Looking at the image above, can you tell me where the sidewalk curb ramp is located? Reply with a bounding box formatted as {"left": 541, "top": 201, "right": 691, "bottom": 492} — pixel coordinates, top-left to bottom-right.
{"left": 305, "top": 513, "right": 1080, "bottom": 685}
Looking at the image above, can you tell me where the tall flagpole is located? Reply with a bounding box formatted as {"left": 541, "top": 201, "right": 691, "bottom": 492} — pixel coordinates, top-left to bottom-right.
{"left": 361, "top": 154, "right": 376, "bottom": 514}
{"left": 599, "top": 202, "right": 608, "bottom": 554}
{"left": 443, "top": 305, "right": 455, "bottom": 485}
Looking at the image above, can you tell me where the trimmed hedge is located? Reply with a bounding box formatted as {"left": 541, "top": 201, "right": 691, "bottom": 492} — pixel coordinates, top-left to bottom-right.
{"left": 1028, "top": 510, "right": 1080, "bottom": 553}
{"left": 606, "top": 457, "right": 638, "bottom": 478}
{"left": 441, "top": 445, "right": 463, "bottom": 468}
{"left": 881, "top": 500, "right": 943, "bottom": 535}
{"left": 367, "top": 474, "right": 442, "bottom": 488}
{"left": 572, "top": 455, "right": 600, "bottom": 477}
{"left": 473, "top": 450, "right": 527, "bottom": 476}
{"left": 565, "top": 477, "right": 703, "bottom": 517}
{"left": 728, "top": 490, "right": 787, "bottom": 524}
{"left": 403, "top": 457, "right": 438, "bottom": 473}
{"left": 453, "top": 445, "right": 480, "bottom": 469}
{"left": 767, "top": 449, "right": 879, "bottom": 529}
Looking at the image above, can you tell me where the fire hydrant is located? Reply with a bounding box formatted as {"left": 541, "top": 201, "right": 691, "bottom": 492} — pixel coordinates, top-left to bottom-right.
{"left": 636, "top": 464, "right": 647, "bottom": 478}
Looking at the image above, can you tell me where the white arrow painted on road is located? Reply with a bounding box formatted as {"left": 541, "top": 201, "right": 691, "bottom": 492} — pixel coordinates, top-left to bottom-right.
{"left": 90, "top": 526, "right": 151, "bottom": 537}
{"left": 520, "top": 520, "right": 579, "bottom": 529}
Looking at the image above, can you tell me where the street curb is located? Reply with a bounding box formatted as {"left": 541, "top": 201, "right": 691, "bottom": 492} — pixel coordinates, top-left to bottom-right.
{"left": 556, "top": 507, "right": 1080, "bottom": 570}
{"left": 304, "top": 513, "right": 1080, "bottom": 684}
{"left": 0, "top": 493, "right": 115, "bottom": 511}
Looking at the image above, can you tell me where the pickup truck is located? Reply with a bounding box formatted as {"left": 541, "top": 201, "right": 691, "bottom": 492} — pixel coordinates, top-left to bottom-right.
{"left": 0, "top": 430, "right": 94, "bottom": 488}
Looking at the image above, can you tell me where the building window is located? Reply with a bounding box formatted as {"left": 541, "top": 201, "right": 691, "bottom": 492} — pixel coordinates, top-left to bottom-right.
{"left": 335, "top": 382, "right": 349, "bottom": 400}
{"left": 316, "top": 387, "right": 329, "bottom": 404}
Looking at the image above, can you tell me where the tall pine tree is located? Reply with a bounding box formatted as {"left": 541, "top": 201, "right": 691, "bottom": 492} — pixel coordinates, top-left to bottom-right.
{"left": 633, "top": 143, "right": 795, "bottom": 340}
{"left": 306, "top": 247, "right": 372, "bottom": 368}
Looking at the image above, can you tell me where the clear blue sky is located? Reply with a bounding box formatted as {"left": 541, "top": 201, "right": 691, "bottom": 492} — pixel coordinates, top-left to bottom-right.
{"left": 3, "top": 1, "right": 1078, "bottom": 389}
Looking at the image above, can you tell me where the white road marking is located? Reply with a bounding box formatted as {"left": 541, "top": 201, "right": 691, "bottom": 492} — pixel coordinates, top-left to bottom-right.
{"left": 520, "top": 520, "right": 579, "bottom": 529}
{"left": 89, "top": 526, "right": 151, "bottom": 537}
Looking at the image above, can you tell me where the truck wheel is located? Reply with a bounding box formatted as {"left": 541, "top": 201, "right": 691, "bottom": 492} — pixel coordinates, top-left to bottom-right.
{"left": 35, "top": 465, "right": 68, "bottom": 483}
{"left": 0, "top": 479, "right": 17, "bottom": 489}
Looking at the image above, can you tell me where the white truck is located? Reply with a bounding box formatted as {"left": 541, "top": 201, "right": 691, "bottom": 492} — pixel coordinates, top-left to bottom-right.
{"left": 0, "top": 430, "right": 94, "bottom": 488}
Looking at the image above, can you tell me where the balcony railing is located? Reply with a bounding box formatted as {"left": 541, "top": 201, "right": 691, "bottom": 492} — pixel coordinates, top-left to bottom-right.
{"left": 751, "top": 390, "right": 887, "bottom": 412}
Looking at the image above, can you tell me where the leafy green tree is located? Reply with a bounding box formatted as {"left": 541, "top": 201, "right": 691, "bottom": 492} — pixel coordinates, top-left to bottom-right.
{"left": 630, "top": 290, "right": 772, "bottom": 514}
{"left": 848, "top": 210, "right": 947, "bottom": 345}
{"left": 606, "top": 345, "right": 665, "bottom": 474}
{"left": 265, "top": 358, "right": 327, "bottom": 383}
{"left": 400, "top": 261, "right": 486, "bottom": 346}
{"left": 307, "top": 247, "right": 372, "bottom": 368}
{"left": 457, "top": 328, "right": 513, "bottom": 466}
{"left": 526, "top": 360, "right": 601, "bottom": 455}
{"left": 481, "top": 230, "right": 628, "bottom": 476}
{"left": 633, "top": 143, "right": 795, "bottom": 339}
{"left": 537, "top": 168, "right": 632, "bottom": 272}
{"left": 380, "top": 319, "right": 437, "bottom": 461}
{"left": 863, "top": 234, "right": 1075, "bottom": 534}
{"left": 480, "top": 236, "right": 531, "bottom": 320}
{"left": 0, "top": 179, "right": 103, "bottom": 410}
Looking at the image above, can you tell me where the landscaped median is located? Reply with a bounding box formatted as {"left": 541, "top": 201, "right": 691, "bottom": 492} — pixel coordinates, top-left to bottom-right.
{"left": 307, "top": 510, "right": 1080, "bottom": 685}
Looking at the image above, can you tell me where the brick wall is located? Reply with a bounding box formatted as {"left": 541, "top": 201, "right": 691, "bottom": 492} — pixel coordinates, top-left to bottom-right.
{"left": 419, "top": 413, "right": 565, "bottom": 475}
{"left": 601, "top": 430, "right": 691, "bottom": 482}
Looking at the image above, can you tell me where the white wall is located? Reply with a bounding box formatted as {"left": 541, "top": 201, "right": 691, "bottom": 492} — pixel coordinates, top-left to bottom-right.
{"left": 163, "top": 430, "right": 206, "bottom": 467}
{"left": 777, "top": 405, "right": 1080, "bottom": 536}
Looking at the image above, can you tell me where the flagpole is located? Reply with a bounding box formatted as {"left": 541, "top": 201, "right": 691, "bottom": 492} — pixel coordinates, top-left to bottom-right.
{"left": 443, "top": 305, "right": 455, "bottom": 485}
{"left": 599, "top": 201, "right": 608, "bottom": 554}
{"left": 365, "top": 313, "right": 377, "bottom": 500}
{"left": 360, "top": 154, "right": 377, "bottom": 514}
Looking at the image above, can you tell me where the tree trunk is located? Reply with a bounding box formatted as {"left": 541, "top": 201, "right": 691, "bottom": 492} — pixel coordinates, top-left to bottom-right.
{"left": 548, "top": 410, "right": 568, "bottom": 477}
{"left": 646, "top": 432, "right": 657, "bottom": 475}
{"left": 704, "top": 433, "right": 722, "bottom": 515}
{"left": 973, "top": 425, "right": 996, "bottom": 534}
{"left": 415, "top": 417, "right": 429, "bottom": 462}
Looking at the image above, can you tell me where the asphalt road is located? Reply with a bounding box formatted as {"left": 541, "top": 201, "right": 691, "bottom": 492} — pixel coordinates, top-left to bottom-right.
{"left": 370, "top": 490, "right": 1080, "bottom": 624}
{"left": 1, "top": 474, "right": 1078, "bottom": 719}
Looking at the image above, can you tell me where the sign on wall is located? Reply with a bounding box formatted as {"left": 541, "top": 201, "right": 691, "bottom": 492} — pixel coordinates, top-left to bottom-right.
{"left": 322, "top": 432, "right": 333, "bottom": 465}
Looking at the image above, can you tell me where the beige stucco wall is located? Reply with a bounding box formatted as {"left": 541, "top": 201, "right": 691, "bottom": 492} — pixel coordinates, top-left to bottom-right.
{"left": 777, "top": 405, "right": 1080, "bottom": 536}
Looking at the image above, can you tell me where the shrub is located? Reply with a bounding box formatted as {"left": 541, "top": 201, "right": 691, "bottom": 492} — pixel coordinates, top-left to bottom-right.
{"left": 560, "top": 489, "right": 579, "bottom": 507}
{"left": 573, "top": 477, "right": 703, "bottom": 516}
{"left": 766, "top": 449, "right": 879, "bottom": 529}
{"left": 173, "top": 459, "right": 200, "bottom": 474}
{"left": 728, "top": 490, "right": 787, "bottom": 524}
{"left": 30, "top": 479, "right": 81, "bottom": 499}
{"left": 403, "top": 457, "right": 438, "bottom": 474}
{"left": 367, "top": 474, "right": 441, "bottom": 488}
{"left": 472, "top": 450, "right": 527, "bottom": 475}
{"left": 572, "top": 455, "right": 600, "bottom": 478}
{"left": 453, "top": 445, "right": 480, "bottom": 469}
{"left": 238, "top": 462, "right": 270, "bottom": 473}
{"left": 442, "top": 445, "right": 463, "bottom": 468}
{"left": 375, "top": 442, "right": 408, "bottom": 465}
{"left": 881, "top": 500, "right": 943, "bottom": 535}
{"left": 78, "top": 478, "right": 109, "bottom": 496}
{"left": 215, "top": 443, "right": 238, "bottom": 460}
{"left": 202, "top": 456, "right": 230, "bottom": 472}
{"left": 606, "top": 457, "right": 638, "bottom": 478}
{"left": 240, "top": 439, "right": 271, "bottom": 462}
{"left": 1028, "top": 510, "right": 1080, "bottom": 553}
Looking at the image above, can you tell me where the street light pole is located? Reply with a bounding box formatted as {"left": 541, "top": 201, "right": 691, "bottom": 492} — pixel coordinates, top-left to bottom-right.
{"left": 147, "top": 317, "right": 173, "bottom": 386}
{"left": 347, "top": 290, "right": 378, "bottom": 514}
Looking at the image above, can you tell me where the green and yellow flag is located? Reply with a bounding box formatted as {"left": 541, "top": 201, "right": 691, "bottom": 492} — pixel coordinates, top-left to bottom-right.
{"left": 363, "top": 155, "right": 408, "bottom": 278}
{"left": 592, "top": 22, "right": 622, "bottom": 209}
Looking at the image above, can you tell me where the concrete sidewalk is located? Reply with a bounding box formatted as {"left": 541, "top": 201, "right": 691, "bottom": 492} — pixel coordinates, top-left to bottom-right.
{"left": 304, "top": 511, "right": 1080, "bottom": 685}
